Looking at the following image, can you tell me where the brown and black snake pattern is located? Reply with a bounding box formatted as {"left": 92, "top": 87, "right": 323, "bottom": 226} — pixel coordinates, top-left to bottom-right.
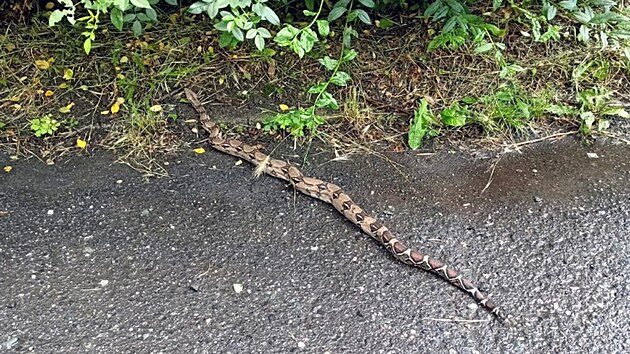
{"left": 185, "top": 88, "right": 508, "bottom": 322}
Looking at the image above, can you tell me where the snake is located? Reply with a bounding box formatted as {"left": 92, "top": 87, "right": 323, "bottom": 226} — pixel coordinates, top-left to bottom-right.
{"left": 184, "top": 88, "right": 508, "bottom": 323}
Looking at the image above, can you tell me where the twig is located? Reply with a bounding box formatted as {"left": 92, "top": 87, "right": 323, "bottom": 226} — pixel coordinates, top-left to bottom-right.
{"left": 481, "top": 154, "right": 502, "bottom": 195}
{"left": 422, "top": 317, "right": 492, "bottom": 324}
{"left": 502, "top": 131, "right": 578, "bottom": 149}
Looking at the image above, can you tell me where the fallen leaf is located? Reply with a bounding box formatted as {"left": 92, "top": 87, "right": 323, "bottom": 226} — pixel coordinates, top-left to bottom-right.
{"left": 116, "top": 97, "right": 125, "bottom": 104}
{"left": 3, "top": 166, "right": 12, "bottom": 173}
{"left": 193, "top": 147, "right": 206, "bottom": 154}
{"left": 100, "top": 110, "right": 110, "bottom": 115}
{"left": 9, "top": 96, "right": 20, "bottom": 102}
{"left": 111, "top": 102, "right": 120, "bottom": 114}
{"left": 119, "top": 56, "right": 129, "bottom": 64}
{"left": 149, "top": 104, "right": 162, "bottom": 112}
{"left": 45, "top": 90, "right": 54, "bottom": 97}
{"left": 79, "top": 85, "right": 88, "bottom": 90}
{"left": 35, "top": 59, "right": 51, "bottom": 70}
{"left": 279, "top": 104, "right": 289, "bottom": 111}
{"left": 62, "top": 68, "right": 73, "bottom": 80}
{"left": 76, "top": 138, "right": 87, "bottom": 149}
{"left": 59, "top": 102, "right": 74, "bottom": 113}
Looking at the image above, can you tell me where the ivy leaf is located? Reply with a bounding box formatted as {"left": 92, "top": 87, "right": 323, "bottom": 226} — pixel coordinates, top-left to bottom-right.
{"left": 316, "top": 92, "right": 338, "bottom": 110}
{"left": 130, "top": 0, "right": 151, "bottom": 9}
{"left": 330, "top": 71, "right": 351, "bottom": 86}
{"left": 111, "top": 7, "right": 124, "bottom": 30}
{"left": 316, "top": 20, "right": 330, "bottom": 37}
{"left": 274, "top": 25, "right": 299, "bottom": 46}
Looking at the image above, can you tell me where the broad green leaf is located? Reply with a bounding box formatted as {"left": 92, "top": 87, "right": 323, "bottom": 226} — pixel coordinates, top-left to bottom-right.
{"left": 316, "top": 92, "right": 338, "bottom": 110}
{"left": 358, "top": 0, "right": 375, "bottom": 8}
{"left": 318, "top": 56, "right": 338, "bottom": 71}
{"left": 492, "top": 0, "right": 503, "bottom": 11}
{"left": 408, "top": 99, "right": 434, "bottom": 150}
{"left": 49, "top": 10, "right": 67, "bottom": 27}
{"left": 165, "top": 0, "right": 178, "bottom": 5}
{"left": 474, "top": 42, "right": 493, "bottom": 54}
{"left": 254, "top": 35, "right": 265, "bottom": 51}
{"left": 246, "top": 28, "right": 257, "bottom": 39}
{"left": 274, "top": 25, "right": 300, "bottom": 46}
{"left": 111, "top": 7, "right": 124, "bottom": 30}
{"left": 145, "top": 8, "right": 157, "bottom": 21}
{"left": 187, "top": 1, "right": 206, "bottom": 14}
{"left": 232, "top": 27, "right": 244, "bottom": 41}
{"left": 317, "top": 20, "right": 330, "bottom": 37}
{"left": 132, "top": 20, "right": 143, "bottom": 36}
{"left": 130, "top": 0, "right": 151, "bottom": 9}
{"left": 354, "top": 9, "right": 371, "bottom": 25}
{"left": 84, "top": 38, "right": 92, "bottom": 55}
{"left": 330, "top": 71, "right": 351, "bottom": 86}
{"left": 328, "top": 7, "right": 346, "bottom": 22}
{"left": 262, "top": 6, "right": 280, "bottom": 26}
{"left": 308, "top": 82, "right": 326, "bottom": 94}
{"left": 440, "top": 106, "right": 467, "bottom": 127}
{"left": 257, "top": 28, "right": 271, "bottom": 38}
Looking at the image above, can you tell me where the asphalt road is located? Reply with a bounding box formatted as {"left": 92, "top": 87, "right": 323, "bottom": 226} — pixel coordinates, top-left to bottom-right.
{"left": 1, "top": 139, "right": 629, "bottom": 353}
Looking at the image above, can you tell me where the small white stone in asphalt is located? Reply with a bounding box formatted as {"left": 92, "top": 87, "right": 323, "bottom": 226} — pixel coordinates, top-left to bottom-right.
{"left": 297, "top": 341, "right": 305, "bottom": 349}
{"left": 99, "top": 279, "right": 109, "bottom": 287}
{"left": 116, "top": 180, "right": 123, "bottom": 184}
{"left": 47, "top": 210, "right": 54, "bottom": 215}
{"left": 233, "top": 284, "right": 244, "bottom": 293}
{"left": 587, "top": 152, "right": 599, "bottom": 159}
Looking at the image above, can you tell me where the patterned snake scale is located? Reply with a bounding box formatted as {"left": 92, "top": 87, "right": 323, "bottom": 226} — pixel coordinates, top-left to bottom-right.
{"left": 185, "top": 88, "right": 507, "bottom": 322}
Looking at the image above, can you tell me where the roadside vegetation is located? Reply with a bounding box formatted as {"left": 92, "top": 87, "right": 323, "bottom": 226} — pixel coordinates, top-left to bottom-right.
{"left": 0, "top": 0, "right": 629, "bottom": 174}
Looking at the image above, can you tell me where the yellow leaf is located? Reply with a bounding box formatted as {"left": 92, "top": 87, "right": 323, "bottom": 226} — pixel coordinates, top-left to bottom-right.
{"left": 193, "top": 147, "right": 206, "bottom": 154}
{"left": 76, "top": 138, "right": 87, "bottom": 149}
{"left": 58, "top": 83, "right": 69, "bottom": 89}
{"left": 149, "top": 104, "right": 162, "bottom": 112}
{"left": 79, "top": 85, "right": 88, "bottom": 90}
{"left": 62, "top": 68, "right": 73, "bottom": 80}
{"left": 119, "top": 56, "right": 128, "bottom": 64}
{"left": 116, "top": 97, "right": 125, "bottom": 104}
{"left": 279, "top": 104, "right": 289, "bottom": 111}
{"left": 9, "top": 96, "right": 20, "bottom": 102}
{"left": 100, "top": 110, "right": 110, "bottom": 115}
{"left": 35, "top": 59, "right": 50, "bottom": 70}
{"left": 45, "top": 90, "right": 54, "bottom": 97}
{"left": 59, "top": 102, "right": 74, "bottom": 113}
{"left": 111, "top": 102, "right": 120, "bottom": 114}
{"left": 45, "top": 2, "right": 54, "bottom": 10}
{"left": 3, "top": 166, "right": 12, "bottom": 173}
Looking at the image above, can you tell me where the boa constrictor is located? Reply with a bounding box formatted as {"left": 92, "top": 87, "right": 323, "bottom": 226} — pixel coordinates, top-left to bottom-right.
{"left": 184, "top": 88, "right": 507, "bottom": 323}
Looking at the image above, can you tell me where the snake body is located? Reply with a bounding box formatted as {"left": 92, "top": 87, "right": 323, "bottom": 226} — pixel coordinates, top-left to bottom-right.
{"left": 185, "top": 88, "right": 507, "bottom": 322}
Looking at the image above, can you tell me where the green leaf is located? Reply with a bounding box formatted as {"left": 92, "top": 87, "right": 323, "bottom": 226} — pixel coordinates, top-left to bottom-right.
{"left": 317, "top": 20, "right": 330, "bottom": 37}
{"left": 376, "top": 18, "right": 395, "bottom": 29}
{"left": 318, "top": 56, "right": 338, "bottom": 71}
{"left": 328, "top": 7, "right": 346, "bottom": 22}
{"left": 299, "top": 28, "right": 318, "bottom": 53}
{"left": 145, "top": 8, "right": 157, "bottom": 21}
{"left": 262, "top": 6, "right": 280, "bottom": 26}
{"left": 474, "top": 42, "right": 493, "bottom": 54}
{"left": 354, "top": 9, "right": 371, "bottom": 24}
{"left": 545, "top": 104, "right": 577, "bottom": 116}
{"left": 207, "top": 1, "right": 219, "bottom": 18}
{"left": 307, "top": 82, "right": 327, "bottom": 94}
{"left": 111, "top": 7, "right": 124, "bottom": 30}
{"left": 187, "top": 1, "right": 206, "bottom": 14}
{"left": 274, "top": 25, "right": 299, "bottom": 46}
{"left": 330, "top": 71, "right": 351, "bottom": 86}
{"left": 254, "top": 35, "right": 265, "bottom": 51}
{"left": 49, "top": 9, "right": 67, "bottom": 27}
{"left": 219, "top": 31, "right": 234, "bottom": 47}
{"left": 358, "top": 0, "right": 375, "bottom": 8}
{"left": 492, "top": 0, "right": 503, "bottom": 11}
{"left": 165, "top": 0, "right": 178, "bottom": 5}
{"left": 257, "top": 28, "right": 271, "bottom": 38}
{"left": 440, "top": 105, "right": 467, "bottom": 127}
{"left": 123, "top": 13, "right": 136, "bottom": 22}
{"left": 136, "top": 13, "right": 150, "bottom": 22}
{"left": 232, "top": 27, "right": 244, "bottom": 41}
{"left": 132, "top": 20, "right": 143, "bottom": 36}
{"left": 130, "top": 0, "right": 151, "bottom": 9}
{"left": 408, "top": 99, "right": 434, "bottom": 150}
{"left": 246, "top": 28, "right": 257, "bottom": 39}
{"left": 316, "top": 92, "right": 338, "bottom": 110}
{"left": 84, "top": 38, "right": 92, "bottom": 55}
